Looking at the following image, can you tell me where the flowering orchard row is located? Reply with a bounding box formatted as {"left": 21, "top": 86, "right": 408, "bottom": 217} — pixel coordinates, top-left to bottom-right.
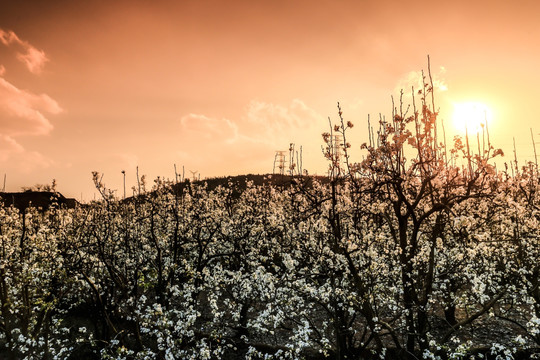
{"left": 0, "top": 164, "right": 539, "bottom": 360}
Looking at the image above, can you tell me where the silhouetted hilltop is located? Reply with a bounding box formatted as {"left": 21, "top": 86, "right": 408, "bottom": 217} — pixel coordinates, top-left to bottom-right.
{"left": 0, "top": 191, "right": 79, "bottom": 212}
{"left": 170, "top": 173, "right": 329, "bottom": 197}
{"left": 2, "top": 174, "right": 329, "bottom": 211}
{"left": 117, "top": 173, "right": 329, "bottom": 205}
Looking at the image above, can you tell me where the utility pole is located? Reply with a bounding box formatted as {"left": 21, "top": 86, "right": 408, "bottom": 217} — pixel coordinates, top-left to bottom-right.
{"left": 121, "top": 170, "right": 126, "bottom": 199}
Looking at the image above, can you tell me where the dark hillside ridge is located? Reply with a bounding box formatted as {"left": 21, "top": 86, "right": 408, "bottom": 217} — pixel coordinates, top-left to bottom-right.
{"left": 0, "top": 191, "right": 79, "bottom": 212}
{"left": 170, "top": 173, "right": 330, "bottom": 196}
{"left": 119, "top": 174, "right": 330, "bottom": 205}
{"left": 1, "top": 174, "right": 328, "bottom": 210}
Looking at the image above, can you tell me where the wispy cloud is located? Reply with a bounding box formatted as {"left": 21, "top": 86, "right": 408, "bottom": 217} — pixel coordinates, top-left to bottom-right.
{"left": 0, "top": 29, "right": 48, "bottom": 74}
{"left": 179, "top": 99, "right": 322, "bottom": 149}
{"left": 242, "top": 99, "right": 323, "bottom": 144}
{"left": 177, "top": 99, "right": 324, "bottom": 172}
{"left": 0, "top": 77, "right": 62, "bottom": 136}
{"left": 0, "top": 135, "right": 53, "bottom": 172}
{"left": 0, "top": 134, "right": 24, "bottom": 162}
{"left": 0, "top": 29, "right": 60, "bottom": 136}
{"left": 394, "top": 66, "right": 448, "bottom": 96}
{"left": 179, "top": 114, "right": 239, "bottom": 144}
{"left": 0, "top": 29, "right": 61, "bottom": 175}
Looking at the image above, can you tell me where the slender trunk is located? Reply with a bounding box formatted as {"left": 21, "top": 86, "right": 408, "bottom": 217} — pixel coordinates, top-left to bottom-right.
{"left": 444, "top": 304, "right": 457, "bottom": 326}
{"left": 0, "top": 271, "right": 12, "bottom": 342}
{"left": 417, "top": 307, "right": 429, "bottom": 353}
{"left": 398, "top": 211, "right": 416, "bottom": 355}
{"left": 403, "top": 269, "right": 416, "bottom": 355}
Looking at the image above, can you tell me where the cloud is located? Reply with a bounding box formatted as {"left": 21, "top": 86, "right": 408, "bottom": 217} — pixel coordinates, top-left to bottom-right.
{"left": 17, "top": 46, "right": 48, "bottom": 74}
{"left": 179, "top": 113, "right": 239, "bottom": 144}
{"left": 0, "top": 29, "right": 60, "bottom": 137}
{"left": 0, "top": 29, "right": 48, "bottom": 74}
{"left": 241, "top": 99, "right": 324, "bottom": 145}
{"left": 177, "top": 99, "right": 325, "bottom": 172}
{"left": 179, "top": 99, "right": 322, "bottom": 149}
{"left": 0, "top": 77, "right": 62, "bottom": 136}
{"left": 394, "top": 66, "right": 448, "bottom": 96}
{"left": 0, "top": 30, "right": 58, "bottom": 174}
{"left": 0, "top": 134, "right": 24, "bottom": 162}
{"left": 0, "top": 135, "right": 53, "bottom": 172}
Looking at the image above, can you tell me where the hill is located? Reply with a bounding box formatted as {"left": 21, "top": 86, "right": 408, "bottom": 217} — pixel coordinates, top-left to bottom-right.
{"left": 0, "top": 191, "right": 79, "bottom": 212}
{"left": 1, "top": 174, "right": 329, "bottom": 211}
{"left": 170, "top": 173, "right": 329, "bottom": 197}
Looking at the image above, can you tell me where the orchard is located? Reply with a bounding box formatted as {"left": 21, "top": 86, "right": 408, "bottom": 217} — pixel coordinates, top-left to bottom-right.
{"left": 1, "top": 73, "right": 539, "bottom": 359}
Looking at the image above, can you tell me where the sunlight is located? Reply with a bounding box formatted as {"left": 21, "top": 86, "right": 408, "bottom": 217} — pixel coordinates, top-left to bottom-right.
{"left": 452, "top": 102, "right": 493, "bottom": 135}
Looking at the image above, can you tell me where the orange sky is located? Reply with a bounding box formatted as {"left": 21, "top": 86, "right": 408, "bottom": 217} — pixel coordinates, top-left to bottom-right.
{"left": 1, "top": 0, "right": 539, "bottom": 200}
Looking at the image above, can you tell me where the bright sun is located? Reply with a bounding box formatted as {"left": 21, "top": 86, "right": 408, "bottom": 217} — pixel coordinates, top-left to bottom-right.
{"left": 452, "top": 102, "right": 493, "bottom": 134}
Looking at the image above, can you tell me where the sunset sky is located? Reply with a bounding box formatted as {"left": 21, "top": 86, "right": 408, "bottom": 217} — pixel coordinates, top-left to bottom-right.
{"left": 1, "top": 0, "right": 540, "bottom": 200}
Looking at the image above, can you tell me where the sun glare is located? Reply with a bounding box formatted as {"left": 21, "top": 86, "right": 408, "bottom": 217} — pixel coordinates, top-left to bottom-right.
{"left": 452, "top": 102, "right": 493, "bottom": 134}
